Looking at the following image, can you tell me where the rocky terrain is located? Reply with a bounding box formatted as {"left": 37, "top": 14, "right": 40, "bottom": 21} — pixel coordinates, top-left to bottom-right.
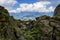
{"left": 0, "top": 4, "right": 60, "bottom": 40}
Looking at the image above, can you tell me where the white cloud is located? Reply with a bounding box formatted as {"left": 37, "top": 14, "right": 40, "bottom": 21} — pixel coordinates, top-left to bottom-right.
{"left": 0, "top": 0, "right": 18, "bottom": 11}
{"left": 0, "top": 0, "right": 55, "bottom": 13}
{"left": 22, "top": 17, "right": 34, "bottom": 21}
{"left": 48, "top": 6, "right": 55, "bottom": 12}
{"left": 9, "top": 1, "right": 55, "bottom": 13}
{"left": 0, "top": 0, "right": 17, "bottom": 6}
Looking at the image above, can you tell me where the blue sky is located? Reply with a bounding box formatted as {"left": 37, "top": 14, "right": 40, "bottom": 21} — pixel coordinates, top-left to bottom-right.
{"left": 0, "top": 0, "right": 60, "bottom": 20}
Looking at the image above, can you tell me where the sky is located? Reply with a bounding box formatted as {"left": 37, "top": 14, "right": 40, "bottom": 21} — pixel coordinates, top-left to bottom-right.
{"left": 0, "top": 0, "right": 60, "bottom": 20}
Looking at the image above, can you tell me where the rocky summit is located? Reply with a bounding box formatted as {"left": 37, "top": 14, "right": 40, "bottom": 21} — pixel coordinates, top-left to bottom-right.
{"left": 0, "top": 4, "right": 60, "bottom": 40}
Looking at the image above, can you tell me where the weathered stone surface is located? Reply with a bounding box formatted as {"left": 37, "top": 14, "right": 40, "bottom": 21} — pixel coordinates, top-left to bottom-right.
{"left": 0, "top": 4, "right": 60, "bottom": 40}
{"left": 54, "top": 4, "right": 60, "bottom": 16}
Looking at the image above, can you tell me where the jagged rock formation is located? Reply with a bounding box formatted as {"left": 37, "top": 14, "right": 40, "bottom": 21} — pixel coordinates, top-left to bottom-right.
{"left": 36, "top": 15, "right": 60, "bottom": 40}
{"left": 54, "top": 4, "right": 60, "bottom": 16}
{"left": 0, "top": 6, "right": 20, "bottom": 40}
{"left": 0, "top": 4, "right": 60, "bottom": 40}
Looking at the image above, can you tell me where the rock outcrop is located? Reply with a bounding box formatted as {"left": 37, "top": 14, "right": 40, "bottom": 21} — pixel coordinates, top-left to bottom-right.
{"left": 54, "top": 4, "right": 60, "bottom": 16}
{"left": 0, "top": 4, "right": 60, "bottom": 40}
